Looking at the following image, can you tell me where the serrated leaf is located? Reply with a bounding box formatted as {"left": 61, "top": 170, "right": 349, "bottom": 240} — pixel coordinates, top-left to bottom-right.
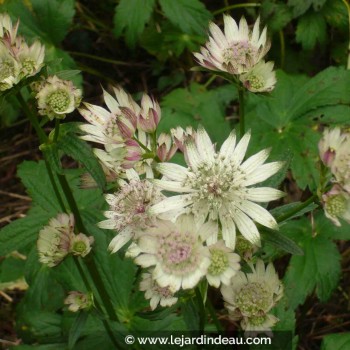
{"left": 41, "top": 143, "right": 62, "bottom": 175}
{"left": 68, "top": 312, "right": 89, "bottom": 349}
{"left": 283, "top": 216, "right": 342, "bottom": 309}
{"left": 261, "top": 228, "right": 304, "bottom": 255}
{"left": 58, "top": 133, "right": 106, "bottom": 190}
{"left": 159, "top": 0, "right": 212, "bottom": 36}
{"left": 17, "top": 161, "right": 62, "bottom": 213}
{"left": 271, "top": 201, "right": 318, "bottom": 223}
{"left": 261, "top": 1, "right": 293, "bottom": 32}
{"left": 296, "top": 12, "right": 327, "bottom": 50}
{"left": 321, "top": 333, "right": 350, "bottom": 350}
{"left": 0, "top": 209, "right": 51, "bottom": 256}
{"left": 113, "top": 0, "right": 155, "bottom": 48}
{"left": 288, "top": 0, "right": 327, "bottom": 17}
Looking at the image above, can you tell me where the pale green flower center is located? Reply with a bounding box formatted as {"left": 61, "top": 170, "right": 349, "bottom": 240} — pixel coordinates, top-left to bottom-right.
{"left": 235, "top": 282, "right": 271, "bottom": 316}
{"left": 21, "top": 58, "right": 36, "bottom": 76}
{"left": 159, "top": 231, "right": 198, "bottom": 274}
{"left": 326, "top": 195, "right": 346, "bottom": 217}
{"left": 0, "top": 59, "right": 15, "bottom": 81}
{"left": 72, "top": 240, "right": 87, "bottom": 254}
{"left": 208, "top": 249, "right": 228, "bottom": 275}
{"left": 47, "top": 89, "right": 71, "bottom": 112}
{"left": 235, "top": 235, "right": 253, "bottom": 256}
{"left": 245, "top": 74, "right": 265, "bottom": 90}
{"left": 248, "top": 315, "right": 267, "bottom": 326}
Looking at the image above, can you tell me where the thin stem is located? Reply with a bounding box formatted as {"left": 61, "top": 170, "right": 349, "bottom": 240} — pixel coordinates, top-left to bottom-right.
{"left": 53, "top": 119, "right": 60, "bottom": 143}
{"left": 213, "top": 3, "right": 261, "bottom": 16}
{"left": 195, "top": 287, "right": 206, "bottom": 332}
{"left": 279, "top": 30, "right": 285, "bottom": 69}
{"left": 17, "top": 92, "right": 47, "bottom": 143}
{"left": 342, "top": 0, "right": 350, "bottom": 69}
{"left": 276, "top": 194, "right": 319, "bottom": 223}
{"left": 238, "top": 84, "right": 245, "bottom": 137}
{"left": 74, "top": 258, "right": 119, "bottom": 348}
{"left": 204, "top": 75, "right": 216, "bottom": 89}
{"left": 132, "top": 136, "right": 152, "bottom": 153}
{"left": 206, "top": 298, "right": 223, "bottom": 332}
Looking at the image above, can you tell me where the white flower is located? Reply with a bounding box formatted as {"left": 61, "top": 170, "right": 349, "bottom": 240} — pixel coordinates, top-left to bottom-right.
{"left": 0, "top": 48, "right": 20, "bottom": 91}
{"left": 140, "top": 271, "right": 178, "bottom": 310}
{"left": 221, "top": 260, "right": 283, "bottom": 319}
{"left": 318, "top": 127, "right": 347, "bottom": 167}
{"left": 239, "top": 60, "right": 276, "bottom": 92}
{"left": 64, "top": 291, "right": 93, "bottom": 312}
{"left": 98, "top": 169, "right": 165, "bottom": 253}
{"left": 17, "top": 40, "right": 45, "bottom": 79}
{"left": 134, "top": 215, "right": 212, "bottom": 291}
{"left": 79, "top": 87, "right": 139, "bottom": 150}
{"left": 35, "top": 76, "right": 81, "bottom": 120}
{"left": 0, "top": 13, "right": 18, "bottom": 44}
{"left": 138, "top": 94, "right": 161, "bottom": 133}
{"left": 150, "top": 127, "right": 284, "bottom": 248}
{"left": 156, "top": 133, "right": 178, "bottom": 162}
{"left": 206, "top": 240, "right": 240, "bottom": 288}
{"left": 194, "top": 15, "right": 270, "bottom": 75}
{"left": 70, "top": 233, "right": 94, "bottom": 257}
{"left": 322, "top": 185, "right": 350, "bottom": 226}
{"left": 37, "top": 213, "right": 75, "bottom": 267}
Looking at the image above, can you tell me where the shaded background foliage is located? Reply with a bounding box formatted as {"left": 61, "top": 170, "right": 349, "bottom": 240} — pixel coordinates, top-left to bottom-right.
{"left": 1, "top": 0, "right": 350, "bottom": 349}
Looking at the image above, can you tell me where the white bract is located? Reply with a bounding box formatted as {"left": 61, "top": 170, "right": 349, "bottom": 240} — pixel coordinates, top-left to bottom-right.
{"left": 150, "top": 127, "right": 284, "bottom": 248}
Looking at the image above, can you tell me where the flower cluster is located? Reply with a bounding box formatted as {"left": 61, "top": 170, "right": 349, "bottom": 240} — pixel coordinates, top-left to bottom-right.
{"left": 319, "top": 127, "right": 350, "bottom": 226}
{"left": 221, "top": 260, "right": 283, "bottom": 334}
{"left": 0, "top": 13, "right": 44, "bottom": 91}
{"left": 194, "top": 15, "right": 276, "bottom": 92}
{"left": 33, "top": 75, "right": 82, "bottom": 120}
{"left": 37, "top": 213, "right": 94, "bottom": 267}
{"left": 79, "top": 86, "right": 177, "bottom": 178}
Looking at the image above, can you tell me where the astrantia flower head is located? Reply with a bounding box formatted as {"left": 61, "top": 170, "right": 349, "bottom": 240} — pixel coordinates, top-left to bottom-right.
{"left": 35, "top": 76, "right": 81, "bottom": 120}
{"left": 138, "top": 94, "right": 161, "bottom": 133}
{"left": 221, "top": 259, "right": 283, "bottom": 320}
{"left": 135, "top": 215, "right": 213, "bottom": 291}
{"left": 322, "top": 185, "right": 350, "bottom": 226}
{"left": 140, "top": 271, "right": 178, "bottom": 310}
{"left": 70, "top": 233, "right": 94, "bottom": 257}
{"left": 239, "top": 60, "right": 276, "bottom": 92}
{"left": 318, "top": 127, "right": 347, "bottom": 167}
{"left": 0, "top": 49, "right": 19, "bottom": 91}
{"left": 0, "top": 13, "right": 18, "bottom": 44}
{"left": 98, "top": 169, "right": 165, "bottom": 253}
{"left": 37, "top": 213, "right": 75, "bottom": 267}
{"left": 17, "top": 40, "right": 45, "bottom": 79}
{"left": 150, "top": 127, "right": 284, "bottom": 249}
{"left": 157, "top": 133, "right": 178, "bottom": 162}
{"left": 64, "top": 291, "right": 93, "bottom": 312}
{"left": 171, "top": 126, "right": 196, "bottom": 153}
{"left": 206, "top": 240, "right": 240, "bottom": 288}
{"left": 194, "top": 15, "right": 270, "bottom": 75}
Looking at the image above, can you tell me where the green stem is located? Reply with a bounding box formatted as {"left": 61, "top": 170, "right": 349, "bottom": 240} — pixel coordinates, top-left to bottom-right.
{"left": 132, "top": 136, "right": 152, "bottom": 153}
{"left": 276, "top": 194, "right": 319, "bottom": 223}
{"left": 204, "top": 75, "right": 216, "bottom": 89}
{"left": 342, "top": 0, "right": 350, "bottom": 69}
{"left": 17, "top": 92, "right": 47, "bottom": 143}
{"left": 195, "top": 287, "right": 206, "bottom": 332}
{"left": 238, "top": 84, "right": 245, "bottom": 137}
{"left": 206, "top": 299, "right": 223, "bottom": 332}
{"left": 74, "top": 258, "right": 119, "bottom": 347}
{"left": 213, "top": 3, "right": 261, "bottom": 15}
{"left": 279, "top": 30, "right": 285, "bottom": 69}
{"left": 53, "top": 119, "right": 60, "bottom": 143}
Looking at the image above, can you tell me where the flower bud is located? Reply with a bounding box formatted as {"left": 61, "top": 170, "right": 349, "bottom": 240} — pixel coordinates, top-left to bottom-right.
{"left": 138, "top": 94, "right": 161, "bottom": 133}
{"left": 64, "top": 291, "right": 93, "bottom": 312}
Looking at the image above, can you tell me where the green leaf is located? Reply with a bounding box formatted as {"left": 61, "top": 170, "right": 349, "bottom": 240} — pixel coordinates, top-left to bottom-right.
{"left": 17, "top": 161, "right": 61, "bottom": 213}
{"left": 283, "top": 216, "right": 342, "bottom": 309}
{"left": 159, "top": 83, "right": 232, "bottom": 143}
{"left": 58, "top": 133, "right": 106, "bottom": 190}
{"left": 159, "top": 0, "right": 212, "bottom": 36}
{"left": 261, "top": 1, "right": 293, "bottom": 32}
{"left": 288, "top": 0, "right": 327, "bottom": 17}
{"left": 321, "top": 0, "right": 349, "bottom": 31}
{"left": 271, "top": 201, "right": 319, "bottom": 223}
{"left": 113, "top": 0, "right": 156, "bottom": 48}
{"left": 68, "top": 312, "right": 89, "bottom": 349}
{"left": 321, "top": 333, "right": 350, "bottom": 350}
{"left": 41, "top": 143, "right": 63, "bottom": 175}
{"left": 296, "top": 12, "right": 327, "bottom": 50}
{"left": 261, "top": 228, "right": 304, "bottom": 255}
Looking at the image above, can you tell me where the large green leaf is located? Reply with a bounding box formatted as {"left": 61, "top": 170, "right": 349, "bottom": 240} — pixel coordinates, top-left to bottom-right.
{"left": 159, "top": 83, "right": 234, "bottom": 143}
{"left": 159, "top": 0, "right": 212, "bottom": 36}
{"left": 283, "top": 216, "right": 342, "bottom": 309}
{"left": 288, "top": 0, "right": 327, "bottom": 17}
{"left": 113, "top": 0, "right": 156, "bottom": 48}
{"left": 321, "top": 333, "right": 350, "bottom": 350}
